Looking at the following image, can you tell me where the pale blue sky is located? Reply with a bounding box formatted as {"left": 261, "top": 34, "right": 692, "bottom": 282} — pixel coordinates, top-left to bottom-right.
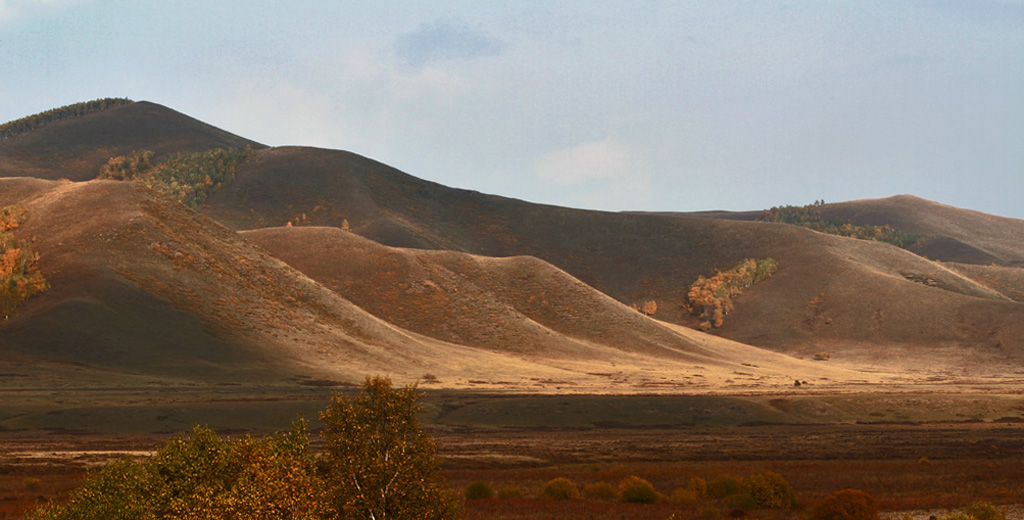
{"left": 2, "top": 1, "right": 1023, "bottom": 218}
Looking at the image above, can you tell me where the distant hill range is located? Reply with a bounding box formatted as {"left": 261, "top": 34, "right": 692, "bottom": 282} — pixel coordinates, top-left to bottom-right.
{"left": 2, "top": 99, "right": 1022, "bottom": 390}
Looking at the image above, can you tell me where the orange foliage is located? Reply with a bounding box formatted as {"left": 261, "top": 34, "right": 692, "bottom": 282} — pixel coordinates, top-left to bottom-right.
{"left": 0, "top": 206, "right": 49, "bottom": 315}
{"left": 687, "top": 258, "right": 777, "bottom": 330}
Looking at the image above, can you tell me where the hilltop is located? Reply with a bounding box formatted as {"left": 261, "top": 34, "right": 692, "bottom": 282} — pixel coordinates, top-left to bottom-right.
{"left": 0, "top": 100, "right": 262, "bottom": 181}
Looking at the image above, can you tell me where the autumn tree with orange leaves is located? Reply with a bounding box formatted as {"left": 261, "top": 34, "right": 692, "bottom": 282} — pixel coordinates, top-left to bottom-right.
{"left": 1, "top": 206, "right": 49, "bottom": 316}
{"left": 687, "top": 258, "right": 778, "bottom": 331}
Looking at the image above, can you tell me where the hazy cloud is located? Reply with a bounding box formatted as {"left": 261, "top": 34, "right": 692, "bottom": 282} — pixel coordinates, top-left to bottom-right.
{"left": 536, "top": 140, "right": 633, "bottom": 186}
{"left": 0, "top": 0, "right": 83, "bottom": 21}
{"left": 395, "top": 18, "right": 504, "bottom": 69}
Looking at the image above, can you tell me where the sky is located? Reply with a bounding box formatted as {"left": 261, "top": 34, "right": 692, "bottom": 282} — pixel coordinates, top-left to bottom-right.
{"left": 2, "top": 1, "right": 1023, "bottom": 218}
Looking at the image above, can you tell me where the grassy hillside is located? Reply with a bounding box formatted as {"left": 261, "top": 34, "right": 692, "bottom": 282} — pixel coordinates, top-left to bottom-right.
{"left": 0, "top": 101, "right": 263, "bottom": 181}
{"left": 2, "top": 100, "right": 1022, "bottom": 381}
{"left": 1, "top": 178, "right": 869, "bottom": 392}
{"left": 816, "top": 196, "right": 1024, "bottom": 267}
{"left": 203, "top": 147, "right": 1024, "bottom": 370}
{"left": 246, "top": 226, "right": 724, "bottom": 361}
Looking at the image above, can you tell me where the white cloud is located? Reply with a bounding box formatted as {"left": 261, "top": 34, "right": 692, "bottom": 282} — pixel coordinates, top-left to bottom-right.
{"left": 535, "top": 139, "right": 634, "bottom": 186}
{"left": 0, "top": 0, "right": 84, "bottom": 21}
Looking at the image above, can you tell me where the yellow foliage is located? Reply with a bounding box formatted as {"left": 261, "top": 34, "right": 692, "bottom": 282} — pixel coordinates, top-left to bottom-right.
{"left": 686, "top": 258, "right": 777, "bottom": 329}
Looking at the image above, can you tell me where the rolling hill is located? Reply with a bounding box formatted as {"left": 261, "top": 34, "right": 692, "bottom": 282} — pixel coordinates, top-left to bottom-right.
{"left": 0, "top": 101, "right": 263, "bottom": 182}
{"left": 197, "top": 146, "right": 1024, "bottom": 369}
{"left": 2, "top": 99, "right": 1023, "bottom": 389}
{"left": 1, "top": 177, "right": 859, "bottom": 392}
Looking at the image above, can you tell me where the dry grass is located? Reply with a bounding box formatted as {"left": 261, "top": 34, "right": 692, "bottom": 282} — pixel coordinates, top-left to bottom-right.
{"left": 5, "top": 422, "right": 1024, "bottom": 520}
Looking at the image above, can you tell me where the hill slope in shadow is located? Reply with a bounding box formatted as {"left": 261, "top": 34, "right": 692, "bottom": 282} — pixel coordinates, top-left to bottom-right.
{"left": 201, "top": 147, "right": 1024, "bottom": 370}
{"left": 3, "top": 101, "right": 1022, "bottom": 378}
{"left": 0, "top": 101, "right": 263, "bottom": 181}
{"left": 2, "top": 178, "right": 858, "bottom": 391}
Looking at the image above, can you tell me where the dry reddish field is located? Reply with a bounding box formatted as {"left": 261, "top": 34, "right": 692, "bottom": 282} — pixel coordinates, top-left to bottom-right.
{"left": 3, "top": 423, "right": 1024, "bottom": 520}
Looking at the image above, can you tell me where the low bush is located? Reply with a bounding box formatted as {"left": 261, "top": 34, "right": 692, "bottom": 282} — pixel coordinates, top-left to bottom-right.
{"left": 741, "top": 469, "right": 796, "bottom": 509}
{"left": 543, "top": 478, "right": 580, "bottom": 500}
{"left": 963, "top": 502, "right": 1005, "bottom": 520}
{"left": 464, "top": 481, "right": 494, "bottom": 500}
{"left": 583, "top": 481, "right": 617, "bottom": 501}
{"left": 708, "top": 475, "right": 742, "bottom": 499}
{"left": 689, "top": 476, "right": 709, "bottom": 497}
{"left": 812, "top": 489, "right": 878, "bottom": 520}
{"left": 619, "top": 475, "right": 659, "bottom": 504}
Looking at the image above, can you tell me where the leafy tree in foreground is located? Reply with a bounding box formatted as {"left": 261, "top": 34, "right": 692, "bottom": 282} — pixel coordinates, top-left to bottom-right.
{"left": 31, "top": 377, "right": 458, "bottom": 520}
{"left": 30, "top": 421, "right": 327, "bottom": 520}
{"left": 320, "top": 376, "right": 458, "bottom": 520}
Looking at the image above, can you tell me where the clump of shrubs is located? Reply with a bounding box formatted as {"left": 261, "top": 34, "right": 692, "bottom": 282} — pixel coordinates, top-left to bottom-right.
{"left": 464, "top": 481, "right": 494, "bottom": 500}
{"left": 583, "top": 481, "right": 617, "bottom": 501}
{"left": 708, "top": 475, "right": 742, "bottom": 499}
{"left": 812, "top": 489, "right": 878, "bottom": 520}
{"left": 944, "top": 502, "right": 1006, "bottom": 520}
{"left": 619, "top": 475, "right": 659, "bottom": 504}
{"left": 689, "top": 476, "right": 708, "bottom": 497}
{"left": 741, "top": 469, "right": 796, "bottom": 509}
{"left": 543, "top": 477, "right": 580, "bottom": 500}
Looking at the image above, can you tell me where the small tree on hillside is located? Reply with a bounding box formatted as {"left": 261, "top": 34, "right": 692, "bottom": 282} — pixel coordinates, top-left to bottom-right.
{"left": 319, "top": 376, "right": 457, "bottom": 520}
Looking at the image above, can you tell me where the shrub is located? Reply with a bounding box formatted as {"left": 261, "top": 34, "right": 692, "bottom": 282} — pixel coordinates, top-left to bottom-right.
{"left": 583, "top": 481, "right": 617, "bottom": 501}
{"left": 741, "top": 469, "right": 796, "bottom": 509}
{"left": 699, "top": 506, "right": 723, "bottom": 519}
{"left": 23, "top": 478, "right": 41, "bottom": 491}
{"left": 708, "top": 475, "right": 742, "bottom": 499}
{"left": 964, "top": 502, "right": 1005, "bottom": 520}
{"left": 812, "top": 489, "right": 878, "bottom": 520}
{"left": 465, "top": 481, "right": 495, "bottom": 500}
{"left": 723, "top": 493, "right": 759, "bottom": 511}
{"left": 689, "top": 476, "right": 708, "bottom": 497}
{"left": 619, "top": 475, "right": 659, "bottom": 504}
{"left": 543, "top": 478, "right": 580, "bottom": 500}
{"left": 671, "top": 488, "right": 700, "bottom": 506}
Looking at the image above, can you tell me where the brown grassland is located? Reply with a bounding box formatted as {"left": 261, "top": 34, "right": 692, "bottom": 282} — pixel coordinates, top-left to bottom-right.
{"left": 2, "top": 390, "right": 1024, "bottom": 519}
